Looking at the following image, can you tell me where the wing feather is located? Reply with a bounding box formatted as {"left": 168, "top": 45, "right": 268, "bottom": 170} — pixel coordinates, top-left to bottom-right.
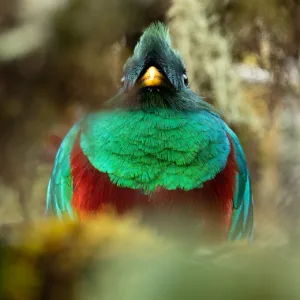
{"left": 225, "top": 126, "right": 254, "bottom": 241}
{"left": 46, "top": 123, "right": 80, "bottom": 218}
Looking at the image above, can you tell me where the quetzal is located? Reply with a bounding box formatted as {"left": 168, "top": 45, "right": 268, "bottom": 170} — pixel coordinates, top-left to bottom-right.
{"left": 46, "top": 22, "right": 253, "bottom": 241}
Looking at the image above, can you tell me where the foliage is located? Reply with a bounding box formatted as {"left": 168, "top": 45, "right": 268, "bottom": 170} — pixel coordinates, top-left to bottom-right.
{"left": 0, "top": 214, "right": 299, "bottom": 300}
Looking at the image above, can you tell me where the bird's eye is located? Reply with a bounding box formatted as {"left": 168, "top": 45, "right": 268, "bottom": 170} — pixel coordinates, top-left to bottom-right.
{"left": 183, "top": 74, "right": 188, "bottom": 87}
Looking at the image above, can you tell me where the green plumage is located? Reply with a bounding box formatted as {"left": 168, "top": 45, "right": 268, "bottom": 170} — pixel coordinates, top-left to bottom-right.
{"left": 46, "top": 124, "right": 79, "bottom": 218}
{"left": 226, "top": 126, "right": 253, "bottom": 241}
{"left": 80, "top": 107, "right": 230, "bottom": 192}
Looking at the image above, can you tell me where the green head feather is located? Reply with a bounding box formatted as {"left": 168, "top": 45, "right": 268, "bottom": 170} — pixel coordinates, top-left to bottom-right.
{"left": 133, "top": 22, "right": 172, "bottom": 56}
{"left": 120, "top": 21, "right": 218, "bottom": 114}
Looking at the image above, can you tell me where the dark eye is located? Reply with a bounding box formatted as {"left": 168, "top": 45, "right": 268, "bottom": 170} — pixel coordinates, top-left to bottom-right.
{"left": 183, "top": 74, "right": 188, "bottom": 87}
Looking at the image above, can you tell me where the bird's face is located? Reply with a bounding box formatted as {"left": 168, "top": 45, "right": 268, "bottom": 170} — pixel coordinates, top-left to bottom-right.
{"left": 120, "top": 22, "right": 191, "bottom": 109}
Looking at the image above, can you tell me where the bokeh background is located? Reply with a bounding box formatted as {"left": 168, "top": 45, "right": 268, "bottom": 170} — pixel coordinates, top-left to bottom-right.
{"left": 1, "top": 0, "right": 300, "bottom": 299}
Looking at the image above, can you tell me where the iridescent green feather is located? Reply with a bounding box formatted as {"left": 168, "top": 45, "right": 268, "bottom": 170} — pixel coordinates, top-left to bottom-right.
{"left": 46, "top": 123, "right": 80, "bottom": 218}
{"left": 80, "top": 108, "right": 230, "bottom": 193}
{"left": 226, "top": 126, "right": 254, "bottom": 241}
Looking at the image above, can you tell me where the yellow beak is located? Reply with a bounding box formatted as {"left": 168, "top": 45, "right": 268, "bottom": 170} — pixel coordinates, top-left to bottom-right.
{"left": 140, "top": 66, "right": 165, "bottom": 87}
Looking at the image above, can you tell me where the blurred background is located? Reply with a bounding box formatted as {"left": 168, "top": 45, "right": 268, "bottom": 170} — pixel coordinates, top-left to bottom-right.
{"left": 1, "top": 0, "right": 300, "bottom": 298}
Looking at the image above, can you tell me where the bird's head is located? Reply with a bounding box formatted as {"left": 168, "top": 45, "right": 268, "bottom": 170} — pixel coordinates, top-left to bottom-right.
{"left": 120, "top": 22, "right": 199, "bottom": 110}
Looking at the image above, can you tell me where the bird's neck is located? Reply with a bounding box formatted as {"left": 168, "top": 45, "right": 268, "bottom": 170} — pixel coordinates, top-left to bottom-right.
{"left": 138, "top": 90, "right": 170, "bottom": 110}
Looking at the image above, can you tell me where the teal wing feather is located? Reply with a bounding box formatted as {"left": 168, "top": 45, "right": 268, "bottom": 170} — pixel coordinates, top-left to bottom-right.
{"left": 46, "top": 123, "right": 80, "bottom": 218}
{"left": 225, "top": 126, "right": 254, "bottom": 241}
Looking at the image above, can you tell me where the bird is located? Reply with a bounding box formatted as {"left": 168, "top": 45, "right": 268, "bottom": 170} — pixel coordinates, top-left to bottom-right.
{"left": 46, "top": 22, "right": 253, "bottom": 242}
